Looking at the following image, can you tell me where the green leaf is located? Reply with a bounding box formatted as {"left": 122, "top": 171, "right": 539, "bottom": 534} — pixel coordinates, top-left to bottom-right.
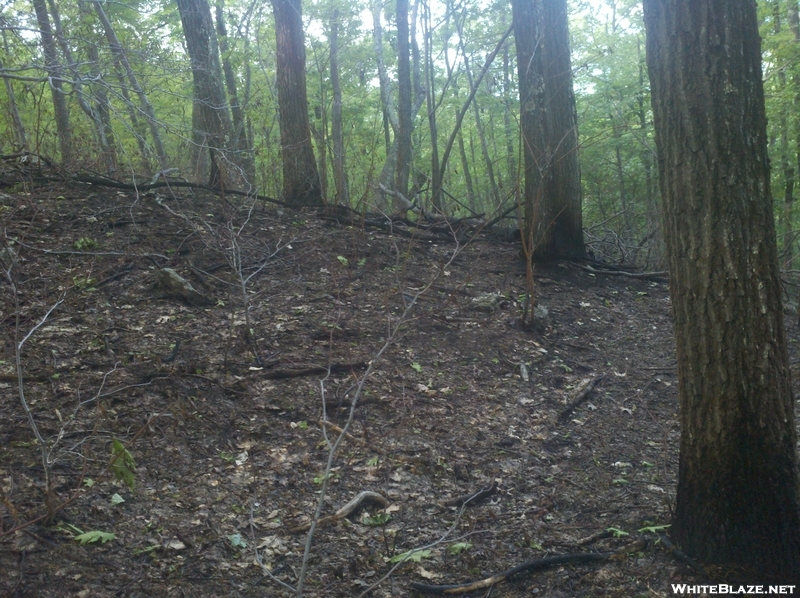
{"left": 389, "top": 549, "right": 431, "bottom": 564}
{"left": 75, "top": 530, "right": 115, "bottom": 545}
{"left": 111, "top": 439, "right": 136, "bottom": 491}
{"left": 337, "top": 255, "right": 348, "bottom": 265}
{"left": 110, "top": 493, "right": 125, "bottom": 505}
{"left": 410, "top": 362, "right": 423, "bottom": 373}
{"left": 228, "top": 533, "right": 248, "bottom": 549}
{"left": 219, "top": 451, "right": 235, "bottom": 463}
{"left": 607, "top": 527, "right": 629, "bottom": 538}
{"left": 447, "top": 542, "right": 473, "bottom": 555}
{"left": 638, "top": 524, "right": 671, "bottom": 534}
{"left": 83, "top": 478, "right": 95, "bottom": 488}
{"left": 357, "top": 257, "right": 367, "bottom": 266}
{"left": 362, "top": 512, "right": 391, "bottom": 526}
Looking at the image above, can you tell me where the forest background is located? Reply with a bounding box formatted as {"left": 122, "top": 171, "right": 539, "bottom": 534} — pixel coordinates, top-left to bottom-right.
{"left": 1, "top": 0, "right": 799, "bottom": 270}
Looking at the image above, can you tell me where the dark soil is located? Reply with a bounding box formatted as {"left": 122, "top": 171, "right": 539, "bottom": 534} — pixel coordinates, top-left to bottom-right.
{"left": 1, "top": 181, "right": 797, "bottom": 597}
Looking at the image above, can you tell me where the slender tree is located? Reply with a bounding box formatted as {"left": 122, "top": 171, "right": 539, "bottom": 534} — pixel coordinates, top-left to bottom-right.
{"left": 216, "top": 0, "right": 255, "bottom": 184}
{"left": 271, "top": 0, "right": 322, "bottom": 206}
{"left": 176, "top": 0, "right": 234, "bottom": 187}
{"left": 395, "top": 0, "right": 412, "bottom": 202}
{"left": 32, "top": 0, "right": 71, "bottom": 163}
{"left": 644, "top": 0, "right": 800, "bottom": 580}
{"left": 329, "top": 9, "right": 349, "bottom": 205}
{"left": 94, "top": 0, "right": 167, "bottom": 170}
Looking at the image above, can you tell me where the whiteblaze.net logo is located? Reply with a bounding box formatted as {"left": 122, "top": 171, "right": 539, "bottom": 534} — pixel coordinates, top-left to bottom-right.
{"left": 671, "top": 585, "right": 796, "bottom": 595}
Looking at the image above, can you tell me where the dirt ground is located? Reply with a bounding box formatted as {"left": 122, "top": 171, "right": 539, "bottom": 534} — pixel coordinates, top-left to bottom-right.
{"left": 1, "top": 180, "right": 798, "bottom": 597}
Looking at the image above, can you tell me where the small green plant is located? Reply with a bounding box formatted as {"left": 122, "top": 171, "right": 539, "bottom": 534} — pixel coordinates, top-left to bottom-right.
{"left": 337, "top": 255, "right": 349, "bottom": 266}
{"left": 110, "top": 440, "right": 136, "bottom": 491}
{"left": 410, "top": 362, "right": 423, "bottom": 373}
{"left": 362, "top": 512, "right": 391, "bottom": 526}
{"left": 73, "top": 276, "right": 97, "bottom": 290}
{"left": 447, "top": 542, "right": 473, "bottom": 556}
{"left": 638, "top": 523, "right": 670, "bottom": 534}
{"left": 75, "top": 237, "right": 98, "bottom": 250}
{"left": 228, "top": 533, "right": 248, "bottom": 549}
{"left": 607, "top": 527, "right": 629, "bottom": 538}
{"left": 72, "top": 528, "right": 115, "bottom": 545}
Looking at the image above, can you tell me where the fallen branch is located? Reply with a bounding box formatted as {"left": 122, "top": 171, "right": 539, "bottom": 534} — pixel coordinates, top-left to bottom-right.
{"left": 558, "top": 375, "right": 604, "bottom": 423}
{"left": 410, "top": 540, "right": 646, "bottom": 595}
{"left": 262, "top": 361, "right": 367, "bottom": 380}
{"left": 289, "top": 490, "right": 389, "bottom": 533}
{"left": 441, "top": 482, "right": 498, "bottom": 508}
{"left": 576, "top": 264, "right": 668, "bottom": 282}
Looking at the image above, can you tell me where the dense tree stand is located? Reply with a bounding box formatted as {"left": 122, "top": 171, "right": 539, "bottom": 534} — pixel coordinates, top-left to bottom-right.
{"left": 644, "top": 0, "right": 800, "bottom": 581}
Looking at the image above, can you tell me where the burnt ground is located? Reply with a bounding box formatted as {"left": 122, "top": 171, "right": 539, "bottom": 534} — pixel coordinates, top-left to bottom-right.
{"left": 0, "top": 181, "right": 798, "bottom": 598}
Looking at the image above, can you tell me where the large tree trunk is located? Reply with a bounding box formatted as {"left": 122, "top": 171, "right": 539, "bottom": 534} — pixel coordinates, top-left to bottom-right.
{"left": 271, "top": 0, "right": 322, "bottom": 206}
{"left": 643, "top": 0, "right": 800, "bottom": 580}
{"left": 176, "top": 0, "right": 234, "bottom": 188}
{"left": 542, "top": 0, "right": 584, "bottom": 258}
{"left": 511, "top": 0, "right": 547, "bottom": 258}
{"left": 32, "top": 0, "right": 71, "bottom": 163}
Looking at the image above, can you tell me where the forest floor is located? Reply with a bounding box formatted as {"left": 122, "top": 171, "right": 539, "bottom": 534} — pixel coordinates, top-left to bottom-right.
{"left": 1, "top": 180, "right": 798, "bottom": 598}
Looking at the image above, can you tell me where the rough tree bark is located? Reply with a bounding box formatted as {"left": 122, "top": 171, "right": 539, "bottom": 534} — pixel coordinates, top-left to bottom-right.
{"left": 511, "top": 0, "right": 547, "bottom": 257}
{"left": 541, "top": 0, "right": 583, "bottom": 258}
{"left": 512, "top": 0, "right": 584, "bottom": 260}
{"left": 644, "top": 0, "right": 800, "bottom": 580}
{"left": 271, "top": 0, "right": 322, "bottom": 206}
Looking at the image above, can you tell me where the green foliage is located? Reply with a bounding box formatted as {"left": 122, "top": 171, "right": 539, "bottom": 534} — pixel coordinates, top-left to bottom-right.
{"left": 362, "top": 512, "right": 391, "bottom": 526}
{"left": 447, "top": 542, "right": 473, "bottom": 555}
{"left": 228, "top": 533, "right": 248, "bottom": 548}
{"left": 110, "top": 439, "right": 136, "bottom": 491}
{"left": 74, "top": 237, "right": 98, "bottom": 251}
{"left": 75, "top": 530, "right": 116, "bottom": 545}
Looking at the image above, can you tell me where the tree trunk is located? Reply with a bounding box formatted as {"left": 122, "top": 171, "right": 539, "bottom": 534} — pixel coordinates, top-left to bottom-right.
{"left": 271, "top": 0, "right": 322, "bottom": 206}
{"left": 32, "top": 0, "right": 71, "bottom": 163}
{"left": 176, "top": 0, "right": 234, "bottom": 188}
{"left": 637, "top": 35, "right": 661, "bottom": 268}
{"left": 643, "top": 0, "right": 800, "bottom": 580}
{"left": 457, "top": 123, "right": 476, "bottom": 210}
{"left": 0, "top": 29, "right": 28, "bottom": 152}
{"left": 329, "top": 9, "right": 349, "bottom": 205}
{"left": 461, "top": 47, "right": 500, "bottom": 206}
{"left": 542, "top": 0, "right": 584, "bottom": 258}
{"left": 503, "top": 45, "right": 517, "bottom": 192}
{"left": 788, "top": 0, "right": 800, "bottom": 270}
{"left": 215, "top": 0, "right": 255, "bottom": 185}
{"left": 94, "top": 0, "right": 167, "bottom": 170}
{"left": 512, "top": 0, "right": 547, "bottom": 257}
{"left": 395, "top": 0, "right": 413, "bottom": 206}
